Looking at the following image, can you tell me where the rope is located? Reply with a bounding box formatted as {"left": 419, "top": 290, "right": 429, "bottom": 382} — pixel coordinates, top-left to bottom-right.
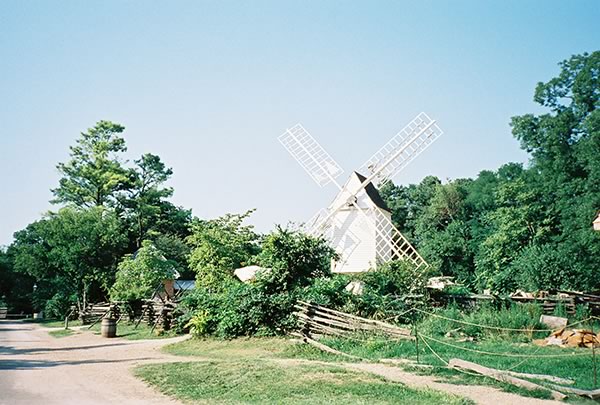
{"left": 417, "top": 332, "right": 448, "bottom": 365}
{"left": 413, "top": 308, "right": 599, "bottom": 333}
{"left": 419, "top": 333, "right": 595, "bottom": 358}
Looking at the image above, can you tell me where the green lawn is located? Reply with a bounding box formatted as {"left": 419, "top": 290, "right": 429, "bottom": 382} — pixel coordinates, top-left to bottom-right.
{"left": 48, "top": 328, "right": 76, "bottom": 338}
{"left": 163, "top": 336, "right": 290, "bottom": 359}
{"left": 161, "top": 335, "right": 598, "bottom": 403}
{"left": 285, "top": 333, "right": 598, "bottom": 403}
{"left": 89, "top": 321, "right": 178, "bottom": 340}
{"left": 136, "top": 359, "right": 471, "bottom": 405}
{"left": 24, "top": 318, "right": 82, "bottom": 328}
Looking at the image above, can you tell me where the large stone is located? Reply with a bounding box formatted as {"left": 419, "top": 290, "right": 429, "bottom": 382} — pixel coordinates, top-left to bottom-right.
{"left": 540, "top": 315, "right": 568, "bottom": 330}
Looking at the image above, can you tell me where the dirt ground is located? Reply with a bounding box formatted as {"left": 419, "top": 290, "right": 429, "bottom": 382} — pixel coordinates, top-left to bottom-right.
{"left": 0, "top": 320, "right": 189, "bottom": 405}
{"left": 0, "top": 320, "right": 563, "bottom": 405}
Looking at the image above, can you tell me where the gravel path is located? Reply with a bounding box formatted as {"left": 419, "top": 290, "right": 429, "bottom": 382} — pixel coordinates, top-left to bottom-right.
{"left": 275, "top": 358, "right": 563, "bottom": 405}
{"left": 0, "top": 320, "right": 190, "bottom": 405}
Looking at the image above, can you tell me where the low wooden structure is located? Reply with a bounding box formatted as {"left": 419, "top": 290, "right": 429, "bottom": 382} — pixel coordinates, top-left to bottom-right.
{"left": 294, "top": 300, "right": 412, "bottom": 340}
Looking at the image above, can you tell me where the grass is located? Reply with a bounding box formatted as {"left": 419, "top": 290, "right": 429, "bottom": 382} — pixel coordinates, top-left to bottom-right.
{"left": 282, "top": 333, "right": 599, "bottom": 402}
{"left": 48, "top": 328, "right": 76, "bottom": 338}
{"left": 89, "top": 321, "right": 178, "bottom": 340}
{"left": 158, "top": 335, "right": 599, "bottom": 402}
{"left": 135, "top": 359, "right": 471, "bottom": 404}
{"left": 23, "top": 318, "right": 83, "bottom": 328}
{"left": 163, "top": 337, "right": 290, "bottom": 359}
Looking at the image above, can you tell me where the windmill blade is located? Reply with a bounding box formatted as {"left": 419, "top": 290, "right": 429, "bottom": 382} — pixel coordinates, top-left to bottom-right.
{"left": 303, "top": 208, "right": 331, "bottom": 236}
{"left": 309, "top": 204, "right": 428, "bottom": 270}
{"left": 304, "top": 208, "right": 361, "bottom": 266}
{"left": 359, "top": 112, "right": 443, "bottom": 188}
{"left": 279, "top": 124, "right": 344, "bottom": 187}
{"left": 370, "top": 207, "right": 428, "bottom": 269}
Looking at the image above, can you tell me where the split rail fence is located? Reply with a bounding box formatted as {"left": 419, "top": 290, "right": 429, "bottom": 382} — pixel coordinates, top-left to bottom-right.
{"left": 294, "top": 300, "right": 412, "bottom": 340}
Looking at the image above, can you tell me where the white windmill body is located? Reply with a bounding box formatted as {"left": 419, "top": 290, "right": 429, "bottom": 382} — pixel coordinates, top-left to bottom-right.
{"left": 327, "top": 172, "right": 392, "bottom": 273}
{"left": 279, "top": 112, "right": 443, "bottom": 275}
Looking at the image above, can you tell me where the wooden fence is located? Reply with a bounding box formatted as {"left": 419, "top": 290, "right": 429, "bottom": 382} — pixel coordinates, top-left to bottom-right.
{"left": 294, "top": 300, "right": 413, "bottom": 340}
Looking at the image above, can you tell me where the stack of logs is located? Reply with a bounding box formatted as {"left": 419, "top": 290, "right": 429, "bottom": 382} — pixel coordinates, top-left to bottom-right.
{"left": 141, "top": 300, "right": 178, "bottom": 331}
{"left": 79, "top": 302, "right": 120, "bottom": 324}
{"left": 535, "top": 327, "right": 600, "bottom": 348}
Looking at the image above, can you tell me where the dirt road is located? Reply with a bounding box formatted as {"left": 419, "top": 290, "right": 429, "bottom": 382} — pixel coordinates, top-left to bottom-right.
{"left": 0, "top": 320, "right": 187, "bottom": 405}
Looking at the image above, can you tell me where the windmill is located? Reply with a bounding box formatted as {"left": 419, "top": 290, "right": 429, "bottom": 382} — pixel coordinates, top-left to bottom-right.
{"left": 278, "top": 112, "right": 443, "bottom": 275}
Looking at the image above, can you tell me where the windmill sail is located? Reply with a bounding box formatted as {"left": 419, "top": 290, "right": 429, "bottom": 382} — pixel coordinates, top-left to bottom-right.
{"left": 279, "top": 124, "right": 344, "bottom": 187}
{"left": 358, "top": 112, "right": 443, "bottom": 188}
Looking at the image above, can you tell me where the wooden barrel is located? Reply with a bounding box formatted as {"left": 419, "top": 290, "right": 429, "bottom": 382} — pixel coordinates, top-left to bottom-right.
{"left": 101, "top": 318, "right": 117, "bottom": 338}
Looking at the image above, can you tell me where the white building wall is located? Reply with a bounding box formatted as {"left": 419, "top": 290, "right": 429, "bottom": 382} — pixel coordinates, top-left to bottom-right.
{"left": 328, "top": 173, "right": 392, "bottom": 274}
{"left": 331, "top": 208, "right": 377, "bottom": 273}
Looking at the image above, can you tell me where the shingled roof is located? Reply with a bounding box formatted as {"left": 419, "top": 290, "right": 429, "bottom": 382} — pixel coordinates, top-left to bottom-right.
{"left": 354, "top": 171, "right": 391, "bottom": 212}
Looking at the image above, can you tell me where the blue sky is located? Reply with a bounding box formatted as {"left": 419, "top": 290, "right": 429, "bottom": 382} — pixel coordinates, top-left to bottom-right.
{"left": 1, "top": 1, "right": 598, "bottom": 246}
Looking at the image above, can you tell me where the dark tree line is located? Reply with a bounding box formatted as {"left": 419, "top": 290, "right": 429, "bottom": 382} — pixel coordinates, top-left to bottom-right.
{"left": 2, "top": 121, "right": 191, "bottom": 314}
{"left": 380, "top": 51, "right": 600, "bottom": 292}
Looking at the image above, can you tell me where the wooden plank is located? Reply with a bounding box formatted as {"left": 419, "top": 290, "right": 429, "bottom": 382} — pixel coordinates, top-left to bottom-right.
{"left": 504, "top": 371, "right": 574, "bottom": 385}
{"left": 296, "top": 312, "right": 359, "bottom": 331}
{"left": 448, "top": 358, "right": 567, "bottom": 401}
{"left": 547, "top": 385, "right": 600, "bottom": 400}
{"left": 299, "top": 334, "right": 363, "bottom": 360}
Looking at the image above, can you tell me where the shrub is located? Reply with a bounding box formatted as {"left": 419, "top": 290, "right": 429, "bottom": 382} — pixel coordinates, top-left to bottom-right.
{"left": 178, "top": 280, "right": 297, "bottom": 339}
{"left": 185, "top": 310, "right": 211, "bottom": 337}
{"left": 340, "top": 261, "right": 429, "bottom": 322}
{"left": 298, "top": 276, "right": 351, "bottom": 308}
{"left": 254, "top": 227, "right": 336, "bottom": 294}
{"left": 44, "top": 292, "right": 75, "bottom": 319}
{"left": 187, "top": 211, "right": 260, "bottom": 290}
{"left": 111, "top": 240, "right": 176, "bottom": 301}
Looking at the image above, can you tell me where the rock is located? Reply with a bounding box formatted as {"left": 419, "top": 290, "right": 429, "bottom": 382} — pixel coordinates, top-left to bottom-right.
{"left": 345, "top": 281, "right": 364, "bottom": 295}
{"left": 540, "top": 315, "right": 568, "bottom": 330}
{"left": 233, "top": 265, "right": 270, "bottom": 283}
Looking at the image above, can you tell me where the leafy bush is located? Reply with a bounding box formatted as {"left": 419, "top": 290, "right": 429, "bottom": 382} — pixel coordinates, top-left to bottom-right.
{"left": 179, "top": 281, "right": 296, "bottom": 338}
{"left": 340, "top": 261, "right": 429, "bottom": 322}
{"left": 185, "top": 310, "right": 211, "bottom": 337}
{"left": 180, "top": 227, "right": 337, "bottom": 339}
{"left": 111, "top": 240, "right": 176, "bottom": 301}
{"left": 44, "top": 292, "right": 75, "bottom": 319}
{"left": 254, "top": 227, "right": 336, "bottom": 293}
{"left": 187, "top": 211, "right": 260, "bottom": 289}
{"left": 299, "top": 276, "right": 352, "bottom": 308}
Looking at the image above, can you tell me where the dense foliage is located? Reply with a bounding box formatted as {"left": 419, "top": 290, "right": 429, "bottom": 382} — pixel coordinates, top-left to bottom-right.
{"left": 180, "top": 227, "right": 336, "bottom": 338}
{"left": 187, "top": 211, "right": 260, "bottom": 289}
{"left": 10, "top": 207, "right": 127, "bottom": 313}
{"left": 111, "top": 240, "right": 177, "bottom": 301}
{"left": 381, "top": 51, "right": 600, "bottom": 292}
{"left": 5, "top": 121, "right": 190, "bottom": 315}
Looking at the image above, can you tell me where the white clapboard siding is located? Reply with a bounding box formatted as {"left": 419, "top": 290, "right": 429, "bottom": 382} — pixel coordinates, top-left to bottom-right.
{"left": 328, "top": 172, "right": 393, "bottom": 274}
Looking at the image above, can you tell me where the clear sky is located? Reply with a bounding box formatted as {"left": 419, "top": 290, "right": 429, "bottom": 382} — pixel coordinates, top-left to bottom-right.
{"left": 1, "top": 1, "right": 598, "bottom": 246}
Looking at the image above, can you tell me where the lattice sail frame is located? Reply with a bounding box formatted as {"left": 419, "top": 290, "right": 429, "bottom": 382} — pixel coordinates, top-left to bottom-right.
{"left": 359, "top": 112, "right": 443, "bottom": 188}
{"left": 372, "top": 207, "right": 427, "bottom": 269}
{"left": 303, "top": 208, "right": 361, "bottom": 266}
{"left": 279, "top": 124, "right": 344, "bottom": 187}
{"left": 280, "top": 114, "right": 441, "bottom": 271}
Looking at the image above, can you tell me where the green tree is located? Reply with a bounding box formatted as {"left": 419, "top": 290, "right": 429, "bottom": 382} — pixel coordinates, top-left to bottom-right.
{"left": 119, "top": 153, "right": 180, "bottom": 247}
{"left": 11, "top": 207, "right": 127, "bottom": 312}
{"left": 52, "top": 121, "right": 129, "bottom": 207}
{"left": 111, "top": 240, "right": 176, "bottom": 301}
{"left": 187, "top": 211, "right": 260, "bottom": 289}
